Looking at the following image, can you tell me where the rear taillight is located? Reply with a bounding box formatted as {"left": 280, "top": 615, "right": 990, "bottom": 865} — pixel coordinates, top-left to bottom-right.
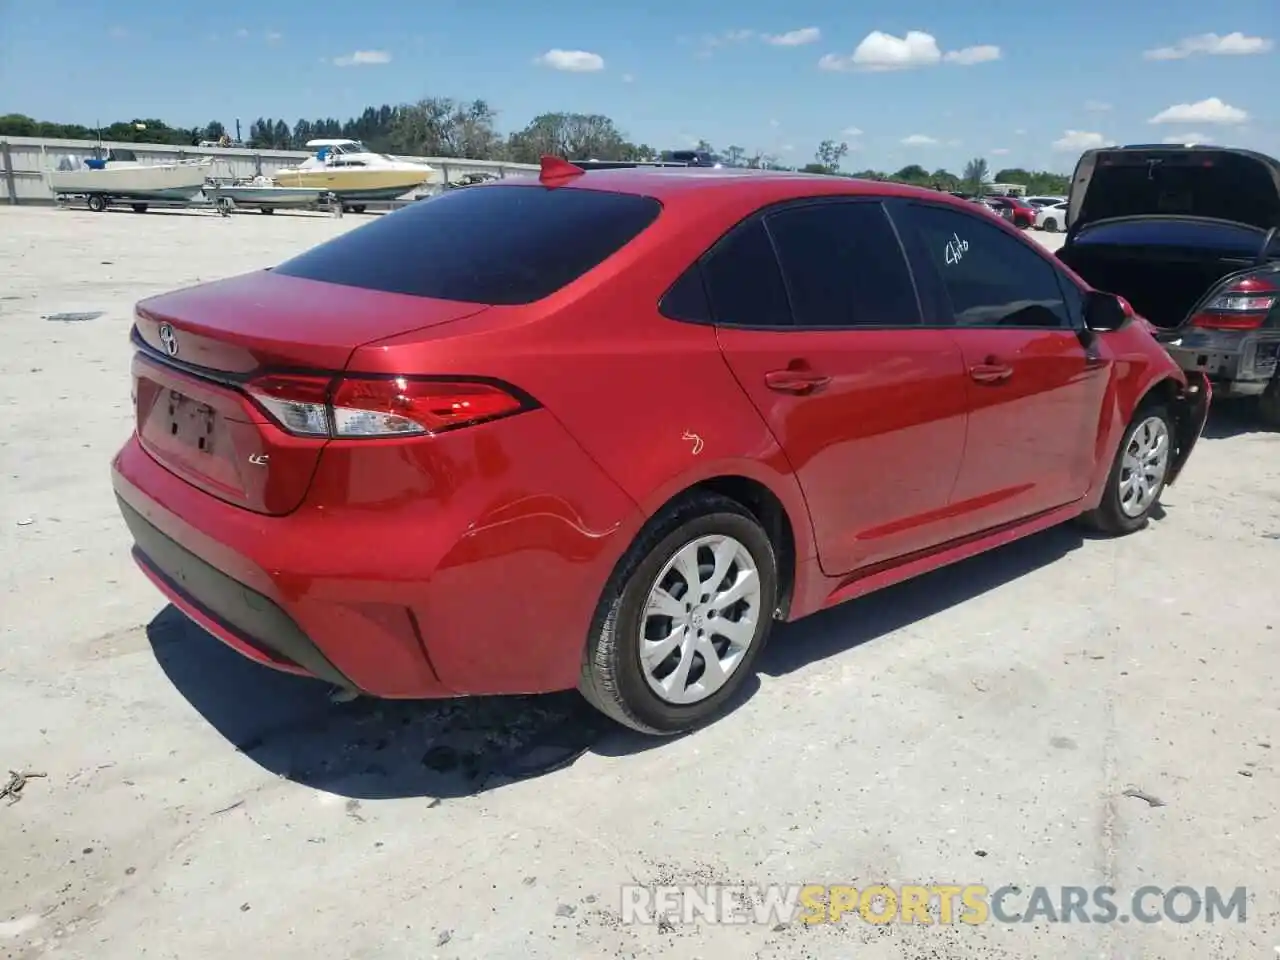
{"left": 1189, "top": 276, "right": 1278, "bottom": 331}
{"left": 245, "top": 374, "right": 529, "bottom": 438}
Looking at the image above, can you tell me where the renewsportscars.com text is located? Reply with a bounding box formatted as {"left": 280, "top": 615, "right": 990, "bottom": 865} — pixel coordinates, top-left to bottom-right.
{"left": 619, "top": 884, "right": 1248, "bottom": 926}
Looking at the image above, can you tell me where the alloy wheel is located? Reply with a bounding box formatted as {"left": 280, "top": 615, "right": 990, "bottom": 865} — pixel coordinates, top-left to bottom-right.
{"left": 1119, "top": 416, "right": 1170, "bottom": 517}
{"left": 638, "top": 534, "right": 762, "bottom": 705}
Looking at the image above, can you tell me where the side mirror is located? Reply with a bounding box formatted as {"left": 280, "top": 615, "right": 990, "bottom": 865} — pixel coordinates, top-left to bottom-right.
{"left": 1083, "top": 290, "right": 1130, "bottom": 332}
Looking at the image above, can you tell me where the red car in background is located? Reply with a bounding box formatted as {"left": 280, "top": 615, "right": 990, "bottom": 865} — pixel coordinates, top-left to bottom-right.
{"left": 983, "top": 194, "right": 1037, "bottom": 228}
{"left": 111, "top": 158, "right": 1210, "bottom": 736}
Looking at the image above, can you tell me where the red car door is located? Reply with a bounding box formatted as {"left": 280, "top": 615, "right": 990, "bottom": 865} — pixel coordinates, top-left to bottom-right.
{"left": 704, "top": 199, "right": 971, "bottom": 576}
{"left": 893, "top": 201, "right": 1111, "bottom": 535}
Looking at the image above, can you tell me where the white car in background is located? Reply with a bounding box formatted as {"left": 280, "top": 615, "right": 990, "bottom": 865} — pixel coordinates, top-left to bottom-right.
{"left": 1035, "top": 200, "right": 1070, "bottom": 232}
{"left": 1025, "top": 195, "right": 1067, "bottom": 208}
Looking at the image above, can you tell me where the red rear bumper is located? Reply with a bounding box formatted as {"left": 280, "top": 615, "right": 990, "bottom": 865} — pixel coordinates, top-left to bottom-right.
{"left": 111, "top": 409, "right": 642, "bottom": 697}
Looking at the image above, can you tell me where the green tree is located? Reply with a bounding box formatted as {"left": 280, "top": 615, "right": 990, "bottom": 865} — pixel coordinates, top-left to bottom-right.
{"left": 962, "top": 156, "right": 990, "bottom": 195}
{"left": 811, "top": 139, "right": 849, "bottom": 174}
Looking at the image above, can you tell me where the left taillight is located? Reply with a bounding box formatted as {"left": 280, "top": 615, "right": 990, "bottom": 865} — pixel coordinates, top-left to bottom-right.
{"left": 244, "top": 374, "right": 530, "bottom": 438}
{"left": 1188, "top": 276, "right": 1278, "bottom": 331}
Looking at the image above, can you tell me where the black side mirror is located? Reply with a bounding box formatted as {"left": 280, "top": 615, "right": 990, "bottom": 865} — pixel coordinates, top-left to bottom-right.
{"left": 1083, "top": 290, "right": 1130, "bottom": 332}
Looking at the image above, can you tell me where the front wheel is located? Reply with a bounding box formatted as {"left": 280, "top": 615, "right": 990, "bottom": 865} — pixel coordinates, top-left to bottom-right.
{"left": 1078, "top": 405, "right": 1174, "bottom": 535}
{"left": 1043, "top": 217, "right": 1058, "bottom": 232}
{"left": 579, "top": 493, "right": 778, "bottom": 735}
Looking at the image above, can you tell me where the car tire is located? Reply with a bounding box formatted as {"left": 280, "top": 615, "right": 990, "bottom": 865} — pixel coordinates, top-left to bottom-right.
{"left": 1043, "top": 218, "right": 1058, "bottom": 232}
{"left": 1078, "top": 402, "right": 1174, "bottom": 535}
{"left": 579, "top": 492, "right": 779, "bottom": 736}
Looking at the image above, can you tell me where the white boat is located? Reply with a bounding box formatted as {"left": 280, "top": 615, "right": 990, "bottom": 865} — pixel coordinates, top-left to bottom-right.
{"left": 47, "top": 148, "right": 212, "bottom": 210}
{"left": 272, "top": 139, "right": 434, "bottom": 206}
{"left": 208, "top": 176, "right": 324, "bottom": 213}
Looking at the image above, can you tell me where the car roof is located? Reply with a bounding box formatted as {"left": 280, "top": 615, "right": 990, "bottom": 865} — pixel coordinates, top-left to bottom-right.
{"left": 500, "top": 164, "right": 982, "bottom": 213}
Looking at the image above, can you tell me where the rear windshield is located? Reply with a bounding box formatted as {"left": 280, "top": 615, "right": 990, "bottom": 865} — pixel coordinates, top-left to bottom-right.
{"left": 274, "top": 184, "right": 662, "bottom": 304}
{"left": 1073, "top": 218, "right": 1265, "bottom": 254}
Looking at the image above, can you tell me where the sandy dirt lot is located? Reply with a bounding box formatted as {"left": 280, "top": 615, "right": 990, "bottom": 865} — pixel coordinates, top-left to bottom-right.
{"left": 1, "top": 204, "right": 1277, "bottom": 960}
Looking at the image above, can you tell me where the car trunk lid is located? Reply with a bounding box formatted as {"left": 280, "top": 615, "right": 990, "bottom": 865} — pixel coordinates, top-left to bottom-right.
{"left": 132, "top": 270, "right": 489, "bottom": 515}
{"left": 1066, "top": 146, "right": 1280, "bottom": 234}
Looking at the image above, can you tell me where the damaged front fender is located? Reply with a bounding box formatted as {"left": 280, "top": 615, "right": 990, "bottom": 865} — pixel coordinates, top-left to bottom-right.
{"left": 1167, "top": 372, "right": 1212, "bottom": 486}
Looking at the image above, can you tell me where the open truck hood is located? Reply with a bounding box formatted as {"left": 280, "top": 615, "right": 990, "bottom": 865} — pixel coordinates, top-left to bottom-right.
{"left": 1066, "top": 146, "right": 1280, "bottom": 235}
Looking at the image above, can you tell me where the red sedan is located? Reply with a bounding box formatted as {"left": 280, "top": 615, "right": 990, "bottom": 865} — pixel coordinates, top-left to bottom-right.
{"left": 111, "top": 157, "right": 1210, "bottom": 735}
{"left": 983, "top": 194, "right": 1037, "bottom": 228}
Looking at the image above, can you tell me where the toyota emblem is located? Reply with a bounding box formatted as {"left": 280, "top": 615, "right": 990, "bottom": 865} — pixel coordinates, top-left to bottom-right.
{"left": 158, "top": 322, "right": 179, "bottom": 357}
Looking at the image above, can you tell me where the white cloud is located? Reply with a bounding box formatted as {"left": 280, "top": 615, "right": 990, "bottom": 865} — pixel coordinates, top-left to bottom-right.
{"left": 108, "top": 25, "right": 129, "bottom": 39}
{"left": 234, "top": 27, "right": 249, "bottom": 38}
{"left": 818, "top": 30, "right": 999, "bottom": 71}
{"left": 769, "top": 118, "right": 780, "bottom": 128}
{"left": 333, "top": 50, "right": 392, "bottom": 67}
{"left": 943, "top": 44, "right": 1001, "bottom": 65}
{"left": 621, "top": 72, "right": 635, "bottom": 83}
{"left": 1143, "top": 32, "right": 1273, "bottom": 60}
{"left": 1084, "top": 100, "right": 1112, "bottom": 112}
{"left": 535, "top": 49, "right": 605, "bottom": 72}
{"left": 265, "top": 30, "right": 282, "bottom": 43}
{"left": 1052, "top": 130, "right": 1108, "bottom": 151}
{"left": 946, "top": 138, "right": 962, "bottom": 147}
{"left": 1149, "top": 97, "right": 1248, "bottom": 125}
{"left": 1015, "top": 128, "right": 1027, "bottom": 135}
{"left": 1163, "top": 133, "right": 1207, "bottom": 144}
{"left": 781, "top": 144, "right": 795, "bottom": 153}
{"left": 991, "top": 148, "right": 1011, "bottom": 155}
{"left": 765, "top": 27, "right": 821, "bottom": 46}
{"left": 841, "top": 126, "right": 863, "bottom": 137}
{"left": 901, "top": 134, "right": 938, "bottom": 146}
{"left": 701, "top": 29, "right": 755, "bottom": 51}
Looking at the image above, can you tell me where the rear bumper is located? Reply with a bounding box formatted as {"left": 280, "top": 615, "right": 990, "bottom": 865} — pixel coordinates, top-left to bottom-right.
{"left": 1158, "top": 329, "right": 1280, "bottom": 397}
{"left": 119, "top": 495, "right": 357, "bottom": 689}
{"left": 111, "top": 409, "right": 643, "bottom": 699}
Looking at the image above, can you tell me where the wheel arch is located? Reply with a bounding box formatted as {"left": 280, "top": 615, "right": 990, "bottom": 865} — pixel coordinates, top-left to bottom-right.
{"left": 1126, "top": 371, "right": 1209, "bottom": 487}
{"left": 628, "top": 470, "right": 811, "bottom": 621}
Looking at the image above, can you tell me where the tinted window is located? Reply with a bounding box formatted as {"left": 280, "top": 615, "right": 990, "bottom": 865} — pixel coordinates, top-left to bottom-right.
{"left": 904, "top": 203, "right": 1071, "bottom": 328}
{"left": 274, "top": 184, "right": 662, "bottom": 305}
{"left": 660, "top": 265, "right": 712, "bottom": 322}
{"left": 765, "top": 202, "right": 920, "bottom": 327}
{"left": 701, "top": 219, "right": 792, "bottom": 326}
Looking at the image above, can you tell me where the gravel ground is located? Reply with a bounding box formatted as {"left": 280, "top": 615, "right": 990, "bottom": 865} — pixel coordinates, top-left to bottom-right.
{"left": 0, "top": 205, "right": 1276, "bottom": 960}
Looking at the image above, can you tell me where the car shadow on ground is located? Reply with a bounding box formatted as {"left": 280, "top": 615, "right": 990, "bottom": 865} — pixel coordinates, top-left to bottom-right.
{"left": 1199, "top": 398, "right": 1276, "bottom": 440}
{"left": 149, "top": 522, "right": 1087, "bottom": 801}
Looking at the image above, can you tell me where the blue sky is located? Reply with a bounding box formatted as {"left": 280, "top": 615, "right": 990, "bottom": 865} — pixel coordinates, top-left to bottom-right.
{"left": 2, "top": 0, "right": 1275, "bottom": 173}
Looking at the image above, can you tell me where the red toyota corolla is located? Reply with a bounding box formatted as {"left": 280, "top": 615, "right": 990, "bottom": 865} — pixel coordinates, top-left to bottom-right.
{"left": 111, "top": 157, "right": 1211, "bottom": 736}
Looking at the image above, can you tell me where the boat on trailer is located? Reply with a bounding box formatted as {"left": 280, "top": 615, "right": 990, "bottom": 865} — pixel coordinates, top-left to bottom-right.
{"left": 272, "top": 139, "right": 434, "bottom": 210}
{"left": 207, "top": 176, "right": 325, "bottom": 213}
{"left": 47, "top": 148, "right": 212, "bottom": 212}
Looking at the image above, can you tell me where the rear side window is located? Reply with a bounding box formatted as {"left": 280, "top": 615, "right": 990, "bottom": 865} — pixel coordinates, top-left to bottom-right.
{"left": 274, "top": 184, "right": 662, "bottom": 305}
{"left": 764, "top": 201, "right": 920, "bottom": 327}
{"left": 700, "top": 219, "right": 793, "bottom": 326}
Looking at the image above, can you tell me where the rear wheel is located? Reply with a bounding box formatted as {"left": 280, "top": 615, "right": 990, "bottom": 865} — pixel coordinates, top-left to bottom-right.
{"left": 351, "top": 204, "right": 367, "bottom": 214}
{"left": 579, "top": 492, "right": 778, "bottom": 735}
{"left": 131, "top": 203, "right": 148, "bottom": 213}
{"left": 1078, "top": 404, "right": 1174, "bottom": 535}
{"left": 1043, "top": 217, "right": 1058, "bottom": 232}
{"left": 86, "top": 194, "right": 107, "bottom": 213}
